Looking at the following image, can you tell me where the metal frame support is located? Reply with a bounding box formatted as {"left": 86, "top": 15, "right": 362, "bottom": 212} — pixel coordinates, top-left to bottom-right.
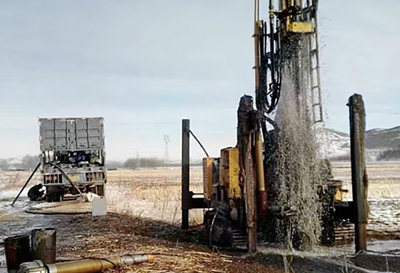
{"left": 348, "top": 94, "right": 368, "bottom": 253}
{"left": 181, "top": 119, "right": 190, "bottom": 229}
{"left": 181, "top": 119, "right": 207, "bottom": 230}
{"left": 12, "top": 162, "right": 41, "bottom": 206}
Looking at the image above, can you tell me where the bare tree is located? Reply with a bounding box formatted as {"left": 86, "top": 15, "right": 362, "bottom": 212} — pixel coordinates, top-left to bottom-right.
{"left": 21, "top": 155, "right": 40, "bottom": 169}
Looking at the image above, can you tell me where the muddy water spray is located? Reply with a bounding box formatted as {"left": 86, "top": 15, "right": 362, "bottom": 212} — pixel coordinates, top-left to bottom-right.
{"left": 272, "top": 35, "right": 323, "bottom": 250}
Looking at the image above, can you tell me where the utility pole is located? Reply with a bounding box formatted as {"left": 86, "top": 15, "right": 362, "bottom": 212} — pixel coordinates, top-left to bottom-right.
{"left": 164, "top": 134, "right": 169, "bottom": 167}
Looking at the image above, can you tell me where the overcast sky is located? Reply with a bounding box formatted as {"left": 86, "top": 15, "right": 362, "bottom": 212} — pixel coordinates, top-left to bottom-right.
{"left": 0, "top": 1, "right": 399, "bottom": 161}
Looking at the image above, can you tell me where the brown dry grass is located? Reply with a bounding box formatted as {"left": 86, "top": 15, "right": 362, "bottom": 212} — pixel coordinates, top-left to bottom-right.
{"left": 0, "top": 171, "right": 41, "bottom": 190}
{"left": 56, "top": 213, "right": 284, "bottom": 273}
{"left": 2, "top": 163, "right": 400, "bottom": 272}
{"left": 332, "top": 162, "right": 400, "bottom": 199}
{"left": 106, "top": 167, "right": 204, "bottom": 226}
{"left": 53, "top": 167, "right": 285, "bottom": 272}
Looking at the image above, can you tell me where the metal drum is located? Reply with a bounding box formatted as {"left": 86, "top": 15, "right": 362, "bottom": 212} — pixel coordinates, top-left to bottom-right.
{"left": 31, "top": 228, "right": 56, "bottom": 264}
{"left": 5, "top": 234, "right": 31, "bottom": 273}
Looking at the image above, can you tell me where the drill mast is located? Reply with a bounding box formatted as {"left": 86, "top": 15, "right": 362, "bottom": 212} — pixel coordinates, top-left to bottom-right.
{"left": 254, "top": 0, "right": 323, "bottom": 125}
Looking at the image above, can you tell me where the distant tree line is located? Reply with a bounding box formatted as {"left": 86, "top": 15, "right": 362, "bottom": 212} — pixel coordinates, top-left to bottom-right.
{"left": 0, "top": 159, "right": 8, "bottom": 170}
{"left": 329, "top": 154, "right": 351, "bottom": 162}
{"left": 21, "top": 155, "right": 40, "bottom": 169}
{"left": 0, "top": 154, "right": 40, "bottom": 170}
{"left": 124, "top": 157, "right": 165, "bottom": 169}
{"left": 105, "top": 160, "right": 124, "bottom": 169}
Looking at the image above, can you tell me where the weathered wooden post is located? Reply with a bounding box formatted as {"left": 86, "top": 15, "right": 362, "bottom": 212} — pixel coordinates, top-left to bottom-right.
{"left": 237, "top": 95, "right": 257, "bottom": 253}
{"left": 348, "top": 94, "right": 368, "bottom": 252}
{"left": 181, "top": 119, "right": 190, "bottom": 229}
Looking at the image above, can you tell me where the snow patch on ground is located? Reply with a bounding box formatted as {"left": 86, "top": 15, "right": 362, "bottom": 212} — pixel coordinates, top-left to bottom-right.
{"left": 0, "top": 189, "right": 29, "bottom": 201}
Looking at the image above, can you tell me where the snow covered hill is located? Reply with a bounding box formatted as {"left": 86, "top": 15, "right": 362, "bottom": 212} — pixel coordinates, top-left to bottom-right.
{"left": 317, "top": 126, "right": 400, "bottom": 161}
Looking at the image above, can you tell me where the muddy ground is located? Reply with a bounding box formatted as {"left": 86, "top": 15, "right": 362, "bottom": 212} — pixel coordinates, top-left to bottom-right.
{"left": 1, "top": 163, "right": 400, "bottom": 272}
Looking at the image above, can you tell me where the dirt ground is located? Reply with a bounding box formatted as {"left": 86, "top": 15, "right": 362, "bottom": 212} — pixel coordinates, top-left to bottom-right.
{"left": 1, "top": 163, "right": 400, "bottom": 272}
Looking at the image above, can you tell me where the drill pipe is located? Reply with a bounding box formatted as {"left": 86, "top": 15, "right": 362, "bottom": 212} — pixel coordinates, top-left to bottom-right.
{"left": 45, "top": 255, "right": 154, "bottom": 273}
{"left": 255, "top": 131, "right": 268, "bottom": 213}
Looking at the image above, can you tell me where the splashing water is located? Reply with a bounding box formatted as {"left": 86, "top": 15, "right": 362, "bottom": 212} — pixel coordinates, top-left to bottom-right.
{"left": 269, "top": 35, "right": 324, "bottom": 251}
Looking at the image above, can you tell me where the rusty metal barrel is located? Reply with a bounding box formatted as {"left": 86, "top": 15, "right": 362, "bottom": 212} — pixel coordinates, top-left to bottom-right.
{"left": 31, "top": 228, "right": 56, "bottom": 264}
{"left": 4, "top": 234, "right": 31, "bottom": 273}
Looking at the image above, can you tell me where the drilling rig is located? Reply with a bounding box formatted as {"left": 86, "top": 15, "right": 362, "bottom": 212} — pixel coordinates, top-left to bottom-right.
{"left": 182, "top": 0, "right": 348, "bottom": 252}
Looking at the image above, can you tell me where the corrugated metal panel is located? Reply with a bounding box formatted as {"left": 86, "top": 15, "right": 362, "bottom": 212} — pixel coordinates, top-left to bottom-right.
{"left": 39, "top": 119, "right": 55, "bottom": 151}
{"left": 76, "top": 119, "right": 89, "bottom": 149}
{"left": 87, "top": 118, "right": 104, "bottom": 148}
{"left": 39, "top": 117, "right": 104, "bottom": 151}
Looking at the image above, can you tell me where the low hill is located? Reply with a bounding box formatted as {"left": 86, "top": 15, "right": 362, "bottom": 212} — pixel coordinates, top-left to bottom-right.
{"left": 320, "top": 126, "right": 400, "bottom": 161}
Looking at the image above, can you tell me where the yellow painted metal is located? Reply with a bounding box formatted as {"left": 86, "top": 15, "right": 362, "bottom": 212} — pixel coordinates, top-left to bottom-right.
{"left": 220, "top": 147, "right": 241, "bottom": 199}
{"left": 334, "top": 188, "right": 348, "bottom": 202}
{"left": 228, "top": 148, "right": 240, "bottom": 199}
{"left": 48, "top": 255, "right": 154, "bottom": 273}
{"left": 286, "top": 20, "right": 314, "bottom": 33}
{"left": 228, "top": 149, "right": 240, "bottom": 199}
{"left": 203, "top": 157, "right": 214, "bottom": 201}
{"left": 255, "top": 132, "right": 265, "bottom": 191}
{"left": 53, "top": 259, "right": 108, "bottom": 273}
{"left": 67, "top": 174, "right": 80, "bottom": 182}
{"left": 253, "top": 20, "right": 262, "bottom": 89}
{"left": 334, "top": 190, "right": 343, "bottom": 202}
{"left": 219, "top": 149, "right": 227, "bottom": 189}
{"left": 281, "top": 0, "right": 286, "bottom": 10}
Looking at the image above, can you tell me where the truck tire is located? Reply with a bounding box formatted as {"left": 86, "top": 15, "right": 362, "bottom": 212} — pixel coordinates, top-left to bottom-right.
{"left": 95, "top": 185, "right": 105, "bottom": 196}
{"left": 46, "top": 186, "right": 63, "bottom": 202}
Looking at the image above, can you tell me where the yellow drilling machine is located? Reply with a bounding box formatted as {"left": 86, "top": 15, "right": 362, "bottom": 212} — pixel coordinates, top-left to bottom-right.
{"left": 182, "top": 0, "right": 353, "bottom": 253}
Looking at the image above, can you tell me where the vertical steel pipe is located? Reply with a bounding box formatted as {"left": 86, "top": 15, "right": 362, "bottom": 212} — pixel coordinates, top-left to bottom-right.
{"left": 281, "top": 0, "right": 287, "bottom": 10}
{"left": 255, "top": 131, "right": 268, "bottom": 213}
{"left": 31, "top": 228, "right": 56, "bottom": 264}
{"left": 181, "top": 119, "right": 190, "bottom": 229}
{"left": 348, "top": 94, "right": 368, "bottom": 252}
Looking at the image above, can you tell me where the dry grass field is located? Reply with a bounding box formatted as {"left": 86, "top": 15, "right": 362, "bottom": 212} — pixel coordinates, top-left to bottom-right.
{"left": 332, "top": 162, "right": 400, "bottom": 200}
{"left": 1, "top": 162, "right": 400, "bottom": 229}
{"left": 1, "top": 162, "right": 400, "bottom": 272}
{"left": 105, "top": 162, "right": 400, "bottom": 234}
{"left": 1, "top": 161, "right": 399, "bottom": 208}
{"left": 106, "top": 167, "right": 204, "bottom": 226}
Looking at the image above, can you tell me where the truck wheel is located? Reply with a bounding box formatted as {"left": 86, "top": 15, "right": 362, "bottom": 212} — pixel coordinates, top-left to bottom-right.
{"left": 46, "top": 187, "right": 63, "bottom": 202}
{"left": 96, "top": 185, "right": 105, "bottom": 196}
